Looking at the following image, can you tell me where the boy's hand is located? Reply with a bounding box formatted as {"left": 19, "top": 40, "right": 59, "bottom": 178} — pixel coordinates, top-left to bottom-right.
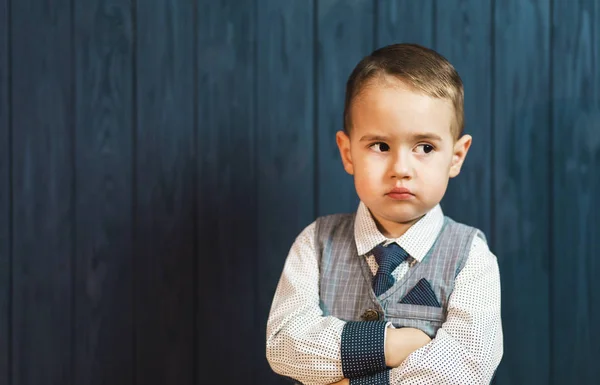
{"left": 385, "top": 327, "right": 431, "bottom": 368}
{"left": 328, "top": 379, "right": 349, "bottom": 385}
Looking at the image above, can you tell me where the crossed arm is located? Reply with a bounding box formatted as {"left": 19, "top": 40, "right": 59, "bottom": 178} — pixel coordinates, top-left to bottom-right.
{"left": 266, "top": 222, "right": 503, "bottom": 385}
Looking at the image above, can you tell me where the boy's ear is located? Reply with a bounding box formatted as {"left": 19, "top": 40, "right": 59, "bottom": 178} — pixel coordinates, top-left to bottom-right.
{"left": 449, "top": 134, "right": 472, "bottom": 178}
{"left": 336, "top": 130, "right": 354, "bottom": 175}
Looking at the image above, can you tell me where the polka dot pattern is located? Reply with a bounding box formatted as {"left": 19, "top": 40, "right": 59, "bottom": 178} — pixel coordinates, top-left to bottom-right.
{"left": 349, "top": 369, "right": 390, "bottom": 384}
{"left": 371, "top": 243, "right": 410, "bottom": 296}
{"left": 266, "top": 202, "right": 503, "bottom": 385}
{"left": 388, "top": 235, "right": 503, "bottom": 384}
{"left": 341, "top": 321, "right": 387, "bottom": 378}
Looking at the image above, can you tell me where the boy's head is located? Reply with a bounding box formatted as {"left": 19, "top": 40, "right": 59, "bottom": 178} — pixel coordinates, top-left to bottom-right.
{"left": 336, "top": 43, "right": 472, "bottom": 237}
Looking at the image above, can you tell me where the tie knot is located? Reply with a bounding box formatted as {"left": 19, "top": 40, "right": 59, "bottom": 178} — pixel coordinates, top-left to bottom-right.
{"left": 371, "top": 243, "right": 409, "bottom": 273}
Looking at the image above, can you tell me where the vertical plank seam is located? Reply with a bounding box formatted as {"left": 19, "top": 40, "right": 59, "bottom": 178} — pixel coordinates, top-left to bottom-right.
{"left": 432, "top": 0, "right": 437, "bottom": 49}
{"left": 192, "top": 0, "right": 199, "bottom": 384}
{"left": 69, "top": 0, "right": 76, "bottom": 383}
{"left": 7, "top": 0, "right": 12, "bottom": 383}
{"left": 192, "top": 0, "right": 198, "bottom": 383}
{"left": 373, "top": 0, "right": 378, "bottom": 49}
{"left": 313, "top": 0, "right": 318, "bottom": 218}
{"left": 489, "top": 3, "right": 497, "bottom": 383}
{"left": 490, "top": 0, "right": 496, "bottom": 256}
{"left": 131, "top": 0, "right": 138, "bottom": 383}
{"left": 592, "top": 1, "right": 600, "bottom": 94}
{"left": 548, "top": 0, "right": 554, "bottom": 383}
{"left": 252, "top": 0, "right": 259, "bottom": 382}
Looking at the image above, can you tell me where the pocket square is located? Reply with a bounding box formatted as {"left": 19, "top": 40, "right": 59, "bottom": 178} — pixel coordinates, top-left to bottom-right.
{"left": 399, "top": 278, "right": 441, "bottom": 307}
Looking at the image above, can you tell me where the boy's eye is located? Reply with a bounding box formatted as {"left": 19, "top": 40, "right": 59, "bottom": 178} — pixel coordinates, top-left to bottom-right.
{"left": 370, "top": 142, "right": 390, "bottom": 152}
{"left": 415, "top": 144, "right": 435, "bottom": 154}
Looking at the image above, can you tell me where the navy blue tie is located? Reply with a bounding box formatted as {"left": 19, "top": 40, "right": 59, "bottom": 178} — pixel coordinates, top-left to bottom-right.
{"left": 371, "top": 243, "right": 410, "bottom": 296}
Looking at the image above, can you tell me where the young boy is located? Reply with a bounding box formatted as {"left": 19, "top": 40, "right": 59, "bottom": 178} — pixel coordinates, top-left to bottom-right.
{"left": 266, "top": 43, "right": 503, "bottom": 385}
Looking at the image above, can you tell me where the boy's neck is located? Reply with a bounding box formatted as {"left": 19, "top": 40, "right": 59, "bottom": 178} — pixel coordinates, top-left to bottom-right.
{"left": 374, "top": 215, "right": 423, "bottom": 239}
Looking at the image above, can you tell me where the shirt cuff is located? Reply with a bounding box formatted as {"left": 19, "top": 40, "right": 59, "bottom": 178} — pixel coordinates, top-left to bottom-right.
{"left": 341, "top": 321, "right": 388, "bottom": 378}
{"left": 349, "top": 369, "right": 390, "bottom": 384}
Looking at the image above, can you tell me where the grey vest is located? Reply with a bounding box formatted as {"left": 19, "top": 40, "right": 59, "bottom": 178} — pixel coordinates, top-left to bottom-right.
{"left": 315, "top": 212, "right": 485, "bottom": 338}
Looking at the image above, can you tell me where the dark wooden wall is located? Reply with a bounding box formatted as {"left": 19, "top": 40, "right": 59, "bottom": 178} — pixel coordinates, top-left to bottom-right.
{"left": 1, "top": 1, "right": 599, "bottom": 384}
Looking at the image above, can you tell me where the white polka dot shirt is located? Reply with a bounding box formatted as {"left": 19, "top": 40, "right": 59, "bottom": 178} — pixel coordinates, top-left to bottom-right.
{"left": 266, "top": 202, "right": 503, "bottom": 385}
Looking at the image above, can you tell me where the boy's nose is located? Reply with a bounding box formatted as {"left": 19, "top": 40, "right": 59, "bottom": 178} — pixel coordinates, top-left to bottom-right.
{"left": 390, "top": 151, "right": 412, "bottom": 179}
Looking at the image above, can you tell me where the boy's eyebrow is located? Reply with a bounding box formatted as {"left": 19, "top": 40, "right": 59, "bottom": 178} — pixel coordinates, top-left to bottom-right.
{"left": 359, "top": 133, "right": 444, "bottom": 142}
{"left": 359, "top": 134, "right": 390, "bottom": 142}
{"left": 411, "top": 133, "right": 443, "bottom": 142}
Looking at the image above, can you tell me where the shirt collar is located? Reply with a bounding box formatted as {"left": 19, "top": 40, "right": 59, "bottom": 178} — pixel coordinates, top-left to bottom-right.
{"left": 354, "top": 201, "right": 445, "bottom": 262}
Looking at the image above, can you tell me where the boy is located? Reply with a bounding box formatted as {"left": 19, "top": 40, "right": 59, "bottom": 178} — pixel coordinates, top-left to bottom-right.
{"left": 266, "top": 43, "right": 503, "bottom": 385}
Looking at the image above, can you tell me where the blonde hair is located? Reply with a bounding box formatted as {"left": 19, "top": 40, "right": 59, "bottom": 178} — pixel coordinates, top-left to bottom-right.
{"left": 343, "top": 43, "right": 464, "bottom": 140}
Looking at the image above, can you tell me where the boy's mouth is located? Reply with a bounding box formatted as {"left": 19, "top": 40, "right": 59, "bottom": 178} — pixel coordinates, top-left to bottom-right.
{"left": 386, "top": 187, "right": 415, "bottom": 200}
{"left": 388, "top": 187, "right": 413, "bottom": 194}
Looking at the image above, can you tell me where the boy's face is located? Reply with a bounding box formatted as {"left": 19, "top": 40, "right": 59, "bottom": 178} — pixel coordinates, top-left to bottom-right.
{"left": 336, "top": 76, "right": 472, "bottom": 237}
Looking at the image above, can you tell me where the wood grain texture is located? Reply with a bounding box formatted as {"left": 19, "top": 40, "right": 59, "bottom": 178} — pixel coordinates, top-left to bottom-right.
{"left": 3, "top": 3, "right": 600, "bottom": 384}
{"left": 73, "top": 2, "right": 134, "bottom": 385}
{"left": 135, "top": 1, "right": 195, "bottom": 384}
{"left": 551, "top": 1, "right": 600, "bottom": 383}
{"left": 493, "top": 1, "right": 551, "bottom": 384}
{"left": 256, "top": 1, "right": 314, "bottom": 383}
{"left": 11, "top": 1, "right": 73, "bottom": 384}
{"left": 435, "top": 0, "right": 493, "bottom": 238}
{"left": 0, "top": 0, "right": 8, "bottom": 383}
{"left": 316, "top": 0, "right": 372, "bottom": 217}
{"left": 377, "top": 0, "right": 434, "bottom": 48}
{"left": 196, "top": 0, "right": 258, "bottom": 383}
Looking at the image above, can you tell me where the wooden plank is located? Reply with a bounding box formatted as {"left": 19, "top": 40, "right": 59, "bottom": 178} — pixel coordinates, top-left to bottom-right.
{"left": 435, "top": 0, "right": 493, "bottom": 238}
{"left": 0, "top": 0, "right": 9, "bottom": 383}
{"left": 551, "top": 1, "right": 600, "bottom": 383}
{"left": 135, "top": 1, "right": 195, "bottom": 384}
{"left": 377, "top": 0, "right": 434, "bottom": 48}
{"left": 492, "top": 1, "right": 551, "bottom": 384}
{"left": 316, "top": 0, "right": 373, "bottom": 216}
{"left": 11, "top": 1, "right": 73, "bottom": 384}
{"left": 196, "top": 1, "right": 257, "bottom": 383}
{"left": 255, "top": 1, "right": 314, "bottom": 383}
{"left": 73, "top": 2, "right": 134, "bottom": 385}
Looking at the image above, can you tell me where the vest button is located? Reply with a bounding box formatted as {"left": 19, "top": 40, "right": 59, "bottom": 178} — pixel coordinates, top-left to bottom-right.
{"left": 361, "top": 309, "right": 381, "bottom": 321}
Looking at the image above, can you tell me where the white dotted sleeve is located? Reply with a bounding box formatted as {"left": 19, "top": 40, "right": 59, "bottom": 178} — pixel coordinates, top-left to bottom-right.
{"left": 266, "top": 221, "right": 346, "bottom": 385}
{"left": 388, "top": 235, "right": 504, "bottom": 385}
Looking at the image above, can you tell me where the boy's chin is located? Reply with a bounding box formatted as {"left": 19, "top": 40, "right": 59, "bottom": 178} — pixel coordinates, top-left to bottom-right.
{"left": 371, "top": 203, "right": 429, "bottom": 224}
